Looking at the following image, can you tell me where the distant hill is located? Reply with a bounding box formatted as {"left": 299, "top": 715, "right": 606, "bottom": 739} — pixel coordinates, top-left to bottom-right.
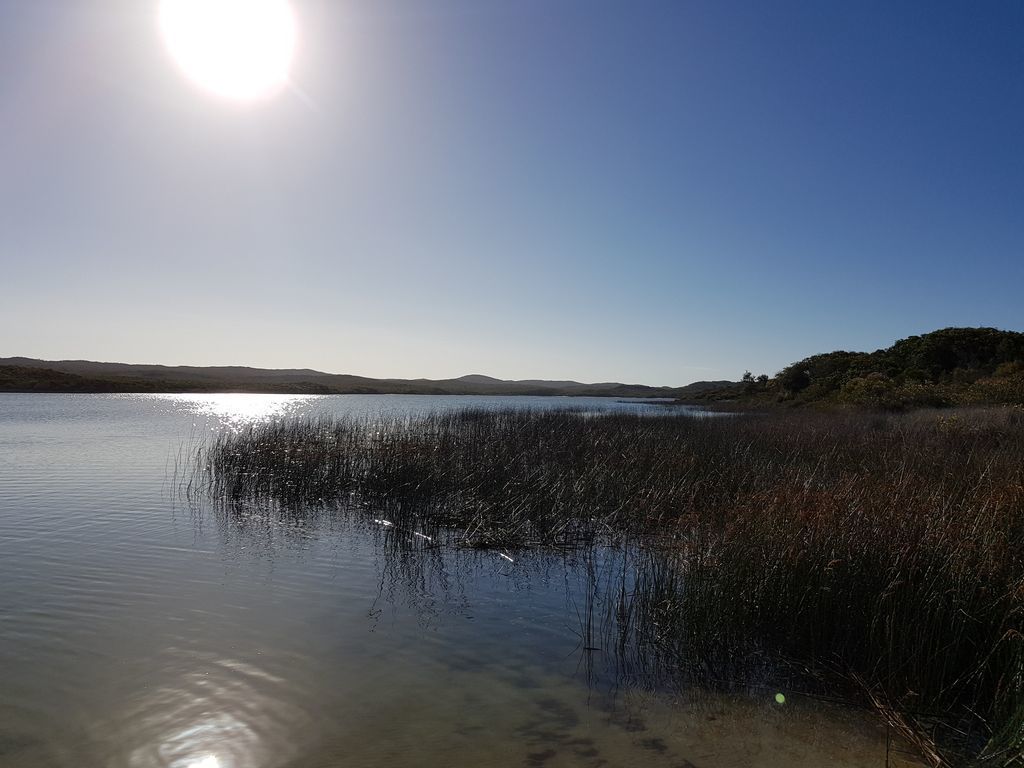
{"left": 683, "top": 327, "right": 1024, "bottom": 409}
{"left": 674, "top": 380, "right": 736, "bottom": 397}
{"left": 0, "top": 357, "right": 686, "bottom": 398}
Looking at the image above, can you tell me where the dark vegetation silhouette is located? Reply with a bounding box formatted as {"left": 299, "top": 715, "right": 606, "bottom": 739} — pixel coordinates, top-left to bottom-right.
{"left": 690, "top": 327, "right": 1024, "bottom": 409}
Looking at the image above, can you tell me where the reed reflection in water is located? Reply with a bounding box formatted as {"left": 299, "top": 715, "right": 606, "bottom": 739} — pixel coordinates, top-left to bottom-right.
{"left": 181, "top": 490, "right": 922, "bottom": 768}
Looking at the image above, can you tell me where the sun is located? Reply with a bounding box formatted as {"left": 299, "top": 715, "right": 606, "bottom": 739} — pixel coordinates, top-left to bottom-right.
{"left": 158, "top": 0, "right": 297, "bottom": 102}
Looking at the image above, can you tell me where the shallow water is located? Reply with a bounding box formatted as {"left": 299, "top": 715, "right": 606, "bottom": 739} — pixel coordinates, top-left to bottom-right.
{"left": 0, "top": 394, "right": 918, "bottom": 767}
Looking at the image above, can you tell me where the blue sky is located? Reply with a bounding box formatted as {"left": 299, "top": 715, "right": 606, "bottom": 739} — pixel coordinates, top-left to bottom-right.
{"left": 1, "top": 0, "right": 1021, "bottom": 384}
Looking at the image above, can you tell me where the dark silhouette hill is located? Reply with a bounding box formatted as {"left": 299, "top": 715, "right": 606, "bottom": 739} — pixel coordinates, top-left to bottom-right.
{"left": 0, "top": 357, "right": 705, "bottom": 397}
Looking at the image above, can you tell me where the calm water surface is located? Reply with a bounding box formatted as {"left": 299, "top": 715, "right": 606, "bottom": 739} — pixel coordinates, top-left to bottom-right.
{"left": 0, "top": 394, "right": 912, "bottom": 768}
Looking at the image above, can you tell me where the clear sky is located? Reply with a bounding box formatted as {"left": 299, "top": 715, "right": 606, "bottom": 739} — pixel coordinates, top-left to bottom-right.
{"left": 1, "top": 1, "right": 1021, "bottom": 385}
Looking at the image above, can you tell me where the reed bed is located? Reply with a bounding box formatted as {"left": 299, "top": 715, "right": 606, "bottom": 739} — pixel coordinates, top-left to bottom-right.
{"left": 190, "top": 407, "right": 1024, "bottom": 764}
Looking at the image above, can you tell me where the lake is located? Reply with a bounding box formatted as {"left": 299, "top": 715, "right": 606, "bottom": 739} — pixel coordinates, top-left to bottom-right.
{"left": 0, "top": 394, "right": 914, "bottom": 768}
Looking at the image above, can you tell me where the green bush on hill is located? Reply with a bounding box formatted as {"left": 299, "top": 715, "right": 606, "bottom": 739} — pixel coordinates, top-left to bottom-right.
{"left": 688, "top": 327, "right": 1024, "bottom": 409}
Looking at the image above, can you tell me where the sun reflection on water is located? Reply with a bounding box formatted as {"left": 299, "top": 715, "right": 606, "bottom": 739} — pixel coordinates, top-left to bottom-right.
{"left": 151, "top": 393, "right": 320, "bottom": 429}
{"left": 116, "top": 648, "right": 310, "bottom": 768}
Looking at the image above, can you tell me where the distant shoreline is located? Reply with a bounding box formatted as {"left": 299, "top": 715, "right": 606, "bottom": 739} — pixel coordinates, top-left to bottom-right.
{"left": 0, "top": 359, "right": 689, "bottom": 399}
{"left": 0, "top": 388, "right": 667, "bottom": 399}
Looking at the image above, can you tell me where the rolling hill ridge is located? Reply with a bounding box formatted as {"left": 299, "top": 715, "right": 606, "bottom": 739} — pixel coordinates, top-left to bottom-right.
{"left": 0, "top": 357, "right": 708, "bottom": 398}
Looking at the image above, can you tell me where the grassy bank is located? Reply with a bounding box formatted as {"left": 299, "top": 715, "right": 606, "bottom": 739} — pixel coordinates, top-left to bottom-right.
{"left": 191, "top": 407, "right": 1024, "bottom": 764}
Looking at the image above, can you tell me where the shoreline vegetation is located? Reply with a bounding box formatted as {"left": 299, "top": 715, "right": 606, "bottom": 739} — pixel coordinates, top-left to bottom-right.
{"left": 681, "top": 327, "right": 1024, "bottom": 411}
{"left": 4, "top": 327, "right": 1024, "bottom": 411}
{"left": 188, "top": 407, "right": 1024, "bottom": 766}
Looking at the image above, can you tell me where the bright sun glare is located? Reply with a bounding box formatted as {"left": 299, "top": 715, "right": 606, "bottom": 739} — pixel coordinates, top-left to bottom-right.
{"left": 158, "top": 0, "right": 297, "bottom": 102}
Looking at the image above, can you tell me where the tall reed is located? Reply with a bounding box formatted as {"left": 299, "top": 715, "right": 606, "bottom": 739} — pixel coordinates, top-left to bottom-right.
{"left": 191, "top": 407, "right": 1024, "bottom": 764}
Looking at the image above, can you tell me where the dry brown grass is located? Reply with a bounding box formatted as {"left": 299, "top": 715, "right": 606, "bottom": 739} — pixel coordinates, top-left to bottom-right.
{"left": 191, "top": 407, "right": 1024, "bottom": 764}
